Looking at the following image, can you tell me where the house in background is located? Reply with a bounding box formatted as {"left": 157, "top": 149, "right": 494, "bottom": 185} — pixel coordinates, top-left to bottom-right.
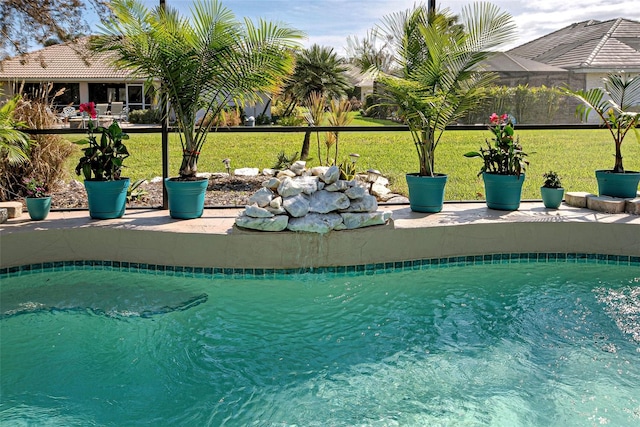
{"left": 481, "top": 17, "right": 640, "bottom": 123}
{"left": 0, "top": 37, "right": 271, "bottom": 119}
{"left": 507, "top": 17, "right": 640, "bottom": 89}
{"left": 0, "top": 38, "right": 154, "bottom": 112}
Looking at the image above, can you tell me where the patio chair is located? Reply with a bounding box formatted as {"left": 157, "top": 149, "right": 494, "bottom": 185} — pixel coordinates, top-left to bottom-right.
{"left": 96, "top": 103, "right": 110, "bottom": 118}
{"left": 62, "top": 106, "right": 76, "bottom": 118}
{"left": 110, "top": 102, "right": 129, "bottom": 123}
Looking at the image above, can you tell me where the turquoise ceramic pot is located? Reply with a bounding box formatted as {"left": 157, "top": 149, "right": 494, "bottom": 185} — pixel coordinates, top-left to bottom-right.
{"left": 540, "top": 186, "right": 564, "bottom": 209}
{"left": 84, "top": 178, "right": 130, "bottom": 219}
{"left": 483, "top": 172, "right": 525, "bottom": 211}
{"left": 406, "top": 173, "right": 448, "bottom": 213}
{"left": 164, "top": 178, "right": 208, "bottom": 219}
{"left": 595, "top": 170, "right": 640, "bottom": 198}
{"left": 26, "top": 196, "right": 52, "bottom": 221}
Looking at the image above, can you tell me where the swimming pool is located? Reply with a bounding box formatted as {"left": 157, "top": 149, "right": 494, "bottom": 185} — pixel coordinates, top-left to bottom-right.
{"left": 1, "top": 260, "right": 639, "bottom": 426}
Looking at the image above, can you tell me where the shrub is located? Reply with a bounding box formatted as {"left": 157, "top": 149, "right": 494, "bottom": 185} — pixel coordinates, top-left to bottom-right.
{"left": 462, "top": 85, "right": 569, "bottom": 124}
{"left": 128, "top": 108, "right": 162, "bottom": 124}
{"left": 276, "top": 114, "right": 305, "bottom": 126}
{"left": 0, "top": 85, "right": 75, "bottom": 200}
{"left": 198, "top": 108, "right": 243, "bottom": 127}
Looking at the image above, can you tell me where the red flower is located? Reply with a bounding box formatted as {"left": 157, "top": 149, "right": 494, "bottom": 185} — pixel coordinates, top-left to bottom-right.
{"left": 489, "top": 113, "right": 500, "bottom": 124}
{"left": 79, "top": 102, "right": 97, "bottom": 118}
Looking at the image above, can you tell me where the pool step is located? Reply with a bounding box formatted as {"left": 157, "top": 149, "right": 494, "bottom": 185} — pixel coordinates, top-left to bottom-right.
{"left": 0, "top": 201, "right": 23, "bottom": 219}
{"left": 565, "top": 191, "right": 640, "bottom": 214}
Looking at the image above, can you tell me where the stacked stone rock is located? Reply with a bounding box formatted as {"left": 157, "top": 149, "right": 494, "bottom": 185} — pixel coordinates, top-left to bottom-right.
{"left": 235, "top": 163, "right": 392, "bottom": 233}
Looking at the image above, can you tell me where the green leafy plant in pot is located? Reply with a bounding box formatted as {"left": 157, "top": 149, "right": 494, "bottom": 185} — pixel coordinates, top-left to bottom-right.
{"left": 92, "top": 0, "right": 303, "bottom": 219}
{"left": 372, "top": 2, "right": 516, "bottom": 213}
{"left": 564, "top": 73, "right": 640, "bottom": 198}
{"left": 75, "top": 111, "right": 131, "bottom": 219}
{"left": 464, "top": 113, "right": 530, "bottom": 210}
{"left": 540, "top": 170, "right": 564, "bottom": 209}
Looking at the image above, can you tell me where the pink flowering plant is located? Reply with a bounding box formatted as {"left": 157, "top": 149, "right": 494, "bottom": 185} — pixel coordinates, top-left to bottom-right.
{"left": 464, "top": 113, "right": 529, "bottom": 176}
{"left": 79, "top": 102, "right": 97, "bottom": 119}
{"left": 23, "top": 178, "right": 48, "bottom": 198}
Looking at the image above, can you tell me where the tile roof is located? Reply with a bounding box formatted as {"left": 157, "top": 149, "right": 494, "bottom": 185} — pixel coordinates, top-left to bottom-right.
{"left": 481, "top": 52, "right": 567, "bottom": 72}
{"left": 0, "top": 37, "right": 142, "bottom": 82}
{"left": 508, "top": 18, "right": 640, "bottom": 71}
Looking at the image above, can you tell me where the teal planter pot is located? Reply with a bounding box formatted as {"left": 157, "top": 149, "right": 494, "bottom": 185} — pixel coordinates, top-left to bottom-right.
{"left": 26, "top": 196, "right": 51, "bottom": 221}
{"left": 595, "top": 170, "right": 640, "bottom": 198}
{"left": 406, "top": 173, "right": 448, "bottom": 213}
{"left": 483, "top": 172, "right": 525, "bottom": 211}
{"left": 84, "top": 178, "right": 130, "bottom": 219}
{"left": 165, "top": 178, "right": 208, "bottom": 219}
{"left": 540, "top": 186, "right": 564, "bottom": 209}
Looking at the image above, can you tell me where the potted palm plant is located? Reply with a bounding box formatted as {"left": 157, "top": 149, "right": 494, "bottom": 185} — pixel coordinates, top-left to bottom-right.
{"left": 91, "top": 0, "right": 302, "bottom": 219}
{"left": 373, "top": 3, "right": 516, "bottom": 212}
{"left": 540, "top": 171, "right": 564, "bottom": 209}
{"left": 564, "top": 73, "right": 640, "bottom": 198}
{"left": 75, "top": 110, "right": 131, "bottom": 219}
{"left": 464, "top": 113, "right": 530, "bottom": 210}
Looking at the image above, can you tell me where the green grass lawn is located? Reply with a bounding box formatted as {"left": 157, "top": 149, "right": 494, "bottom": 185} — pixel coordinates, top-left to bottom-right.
{"left": 64, "top": 127, "right": 640, "bottom": 201}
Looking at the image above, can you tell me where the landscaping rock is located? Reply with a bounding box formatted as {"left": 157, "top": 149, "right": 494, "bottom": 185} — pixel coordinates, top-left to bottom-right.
{"left": 234, "top": 163, "right": 393, "bottom": 232}
{"left": 262, "top": 177, "right": 280, "bottom": 190}
{"left": 245, "top": 205, "right": 274, "bottom": 218}
{"left": 309, "top": 190, "right": 350, "bottom": 213}
{"left": 625, "top": 198, "right": 640, "bottom": 215}
{"left": 287, "top": 213, "right": 343, "bottom": 233}
{"left": 283, "top": 194, "right": 310, "bottom": 217}
{"left": 321, "top": 165, "right": 340, "bottom": 184}
{"left": 278, "top": 177, "right": 304, "bottom": 197}
{"left": 0, "top": 208, "right": 7, "bottom": 224}
{"left": 0, "top": 202, "right": 22, "bottom": 218}
{"left": 586, "top": 195, "right": 627, "bottom": 213}
{"left": 290, "top": 161, "right": 306, "bottom": 175}
{"left": 342, "top": 194, "right": 378, "bottom": 213}
{"left": 234, "top": 167, "right": 260, "bottom": 176}
{"left": 565, "top": 192, "right": 594, "bottom": 208}
{"left": 247, "top": 187, "right": 274, "bottom": 207}
{"left": 236, "top": 214, "right": 288, "bottom": 231}
{"left": 341, "top": 211, "right": 392, "bottom": 229}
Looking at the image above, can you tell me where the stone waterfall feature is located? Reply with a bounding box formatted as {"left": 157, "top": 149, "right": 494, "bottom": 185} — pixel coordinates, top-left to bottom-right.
{"left": 235, "top": 163, "right": 392, "bottom": 233}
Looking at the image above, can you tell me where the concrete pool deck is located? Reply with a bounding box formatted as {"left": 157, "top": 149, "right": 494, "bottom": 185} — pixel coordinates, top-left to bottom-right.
{"left": 1, "top": 202, "right": 639, "bottom": 270}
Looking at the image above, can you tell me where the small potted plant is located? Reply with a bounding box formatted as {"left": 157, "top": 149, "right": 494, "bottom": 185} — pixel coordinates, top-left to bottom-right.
{"left": 23, "top": 178, "right": 51, "bottom": 220}
{"left": 564, "top": 73, "right": 640, "bottom": 198}
{"left": 75, "top": 116, "right": 130, "bottom": 219}
{"left": 541, "top": 171, "right": 564, "bottom": 209}
{"left": 464, "top": 113, "right": 530, "bottom": 210}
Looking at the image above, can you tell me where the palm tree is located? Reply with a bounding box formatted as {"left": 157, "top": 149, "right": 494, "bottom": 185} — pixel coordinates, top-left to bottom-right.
{"left": 92, "top": 0, "right": 303, "bottom": 178}
{"left": 280, "top": 44, "right": 351, "bottom": 160}
{"left": 375, "top": 2, "right": 515, "bottom": 176}
{"left": 565, "top": 73, "right": 640, "bottom": 173}
{"left": 281, "top": 44, "right": 351, "bottom": 117}
{"left": 0, "top": 93, "right": 30, "bottom": 165}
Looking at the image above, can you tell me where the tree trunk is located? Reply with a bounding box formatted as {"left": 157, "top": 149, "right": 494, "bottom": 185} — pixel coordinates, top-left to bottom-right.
{"left": 300, "top": 130, "right": 311, "bottom": 160}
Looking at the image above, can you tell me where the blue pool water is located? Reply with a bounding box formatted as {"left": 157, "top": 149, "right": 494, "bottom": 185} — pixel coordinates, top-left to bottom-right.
{"left": 1, "top": 262, "right": 639, "bottom": 426}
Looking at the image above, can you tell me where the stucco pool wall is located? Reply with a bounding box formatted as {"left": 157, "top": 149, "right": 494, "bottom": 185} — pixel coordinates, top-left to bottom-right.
{"left": 1, "top": 203, "right": 639, "bottom": 271}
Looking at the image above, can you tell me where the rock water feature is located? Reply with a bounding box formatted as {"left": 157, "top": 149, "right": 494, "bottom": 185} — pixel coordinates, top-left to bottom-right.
{"left": 235, "top": 163, "right": 392, "bottom": 233}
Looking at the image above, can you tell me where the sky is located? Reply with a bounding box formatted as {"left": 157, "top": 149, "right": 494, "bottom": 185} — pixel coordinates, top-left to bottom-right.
{"left": 126, "top": 0, "right": 640, "bottom": 55}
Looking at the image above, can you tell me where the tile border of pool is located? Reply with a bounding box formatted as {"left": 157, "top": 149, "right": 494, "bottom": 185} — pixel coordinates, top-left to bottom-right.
{"left": 2, "top": 252, "right": 638, "bottom": 279}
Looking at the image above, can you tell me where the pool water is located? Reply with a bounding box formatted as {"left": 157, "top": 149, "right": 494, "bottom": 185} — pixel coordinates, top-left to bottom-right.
{"left": 1, "top": 263, "right": 639, "bottom": 426}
